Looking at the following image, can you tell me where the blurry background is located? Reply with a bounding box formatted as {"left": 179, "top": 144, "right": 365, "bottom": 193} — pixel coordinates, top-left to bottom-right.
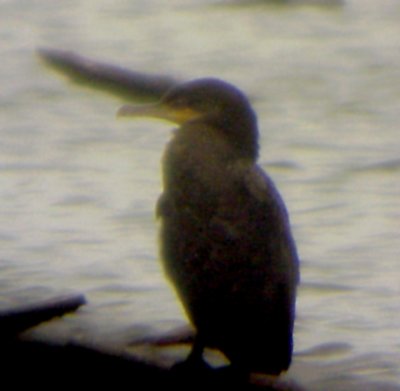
{"left": 0, "top": 0, "right": 399, "bottom": 388}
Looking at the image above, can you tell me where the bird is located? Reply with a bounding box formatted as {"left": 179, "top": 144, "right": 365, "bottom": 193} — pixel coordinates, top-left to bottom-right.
{"left": 117, "top": 78, "right": 299, "bottom": 377}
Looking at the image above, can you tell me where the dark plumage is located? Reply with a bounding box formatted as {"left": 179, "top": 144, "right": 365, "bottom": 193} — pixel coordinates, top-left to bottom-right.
{"left": 118, "top": 78, "right": 299, "bottom": 376}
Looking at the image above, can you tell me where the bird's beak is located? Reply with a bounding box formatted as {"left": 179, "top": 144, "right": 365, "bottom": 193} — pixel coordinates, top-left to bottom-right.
{"left": 117, "top": 102, "right": 201, "bottom": 125}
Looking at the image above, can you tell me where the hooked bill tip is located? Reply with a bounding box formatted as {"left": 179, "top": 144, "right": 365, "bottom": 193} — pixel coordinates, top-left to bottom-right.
{"left": 116, "top": 104, "right": 135, "bottom": 117}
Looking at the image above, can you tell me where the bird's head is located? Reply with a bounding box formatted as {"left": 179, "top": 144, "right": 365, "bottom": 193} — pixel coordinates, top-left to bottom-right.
{"left": 118, "top": 78, "right": 259, "bottom": 159}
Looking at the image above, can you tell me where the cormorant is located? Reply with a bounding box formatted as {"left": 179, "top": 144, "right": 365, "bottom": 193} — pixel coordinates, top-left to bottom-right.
{"left": 118, "top": 78, "right": 299, "bottom": 377}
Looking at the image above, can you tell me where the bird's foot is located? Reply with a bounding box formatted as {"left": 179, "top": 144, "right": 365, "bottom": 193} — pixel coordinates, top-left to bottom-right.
{"left": 171, "top": 359, "right": 249, "bottom": 387}
{"left": 171, "top": 355, "right": 212, "bottom": 375}
{"left": 170, "top": 356, "right": 215, "bottom": 387}
{"left": 214, "top": 364, "right": 250, "bottom": 386}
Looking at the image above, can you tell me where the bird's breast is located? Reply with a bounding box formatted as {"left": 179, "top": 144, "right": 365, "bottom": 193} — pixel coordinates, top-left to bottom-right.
{"left": 161, "top": 126, "right": 241, "bottom": 213}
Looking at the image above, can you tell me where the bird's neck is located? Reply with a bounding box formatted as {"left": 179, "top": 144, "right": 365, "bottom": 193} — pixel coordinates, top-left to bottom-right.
{"left": 202, "top": 110, "right": 259, "bottom": 161}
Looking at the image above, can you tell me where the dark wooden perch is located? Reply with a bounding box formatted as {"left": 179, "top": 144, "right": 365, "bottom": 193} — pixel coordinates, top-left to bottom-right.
{"left": 0, "top": 293, "right": 86, "bottom": 338}
{"left": 0, "top": 293, "right": 301, "bottom": 389}
{"left": 37, "top": 48, "right": 179, "bottom": 102}
{"left": 4, "top": 339, "right": 304, "bottom": 390}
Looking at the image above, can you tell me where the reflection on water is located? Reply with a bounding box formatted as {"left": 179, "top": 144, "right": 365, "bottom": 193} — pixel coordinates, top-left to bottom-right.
{"left": 0, "top": 0, "right": 399, "bottom": 389}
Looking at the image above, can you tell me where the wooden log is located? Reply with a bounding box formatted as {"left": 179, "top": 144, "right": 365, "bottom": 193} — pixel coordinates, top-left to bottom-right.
{"left": 0, "top": 293, "right": 86, "bottom": 337}
{"left": 2, "top": 338, "right": 303, "bottom": 390}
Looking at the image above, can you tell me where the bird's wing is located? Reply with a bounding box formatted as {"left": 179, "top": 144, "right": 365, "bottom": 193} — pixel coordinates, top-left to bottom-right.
{"left": 210, "top": 162, "right": 300, "bottom": 284}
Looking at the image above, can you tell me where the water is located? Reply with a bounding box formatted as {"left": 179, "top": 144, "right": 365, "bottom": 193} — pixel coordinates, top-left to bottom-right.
{"left": 0, "top": 0, "right": 399, "bottom": 388}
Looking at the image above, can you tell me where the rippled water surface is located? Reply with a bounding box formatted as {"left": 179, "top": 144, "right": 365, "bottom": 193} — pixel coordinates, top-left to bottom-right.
{"left": 0, "top": 0, "right": 399, "bottom": 389}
